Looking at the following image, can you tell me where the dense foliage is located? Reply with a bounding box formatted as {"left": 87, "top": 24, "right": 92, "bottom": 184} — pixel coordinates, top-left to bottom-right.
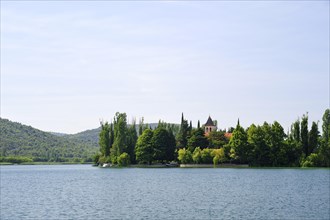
{"left": 0, "top": 118, "right": 98, "bottom": 163}
{"left": 64, "top": 127, "right": 101, "bottom": 146}
{"left": 2, "top": 109, "right": 329, "bottom": 167}
{"left": 97, "top": 115, "right": 177, "bottom": 165}
{"left": 96, "top": 109, "right": 329, "bottom": 167}
{"left": 175, "top": 110, "right": 329, "bottom": 167}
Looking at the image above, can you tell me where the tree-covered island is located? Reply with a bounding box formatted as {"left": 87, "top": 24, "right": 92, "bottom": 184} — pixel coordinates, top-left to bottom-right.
{"left": 95, "top": 109, "right": 330, "bottom": 168}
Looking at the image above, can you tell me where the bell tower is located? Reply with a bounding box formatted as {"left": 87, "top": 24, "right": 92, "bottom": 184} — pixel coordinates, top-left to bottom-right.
{"left": 204, "top": 116, "right": 217, "bottom": 135}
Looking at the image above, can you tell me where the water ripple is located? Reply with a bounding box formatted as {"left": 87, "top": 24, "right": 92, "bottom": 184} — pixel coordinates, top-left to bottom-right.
{"left": 1, "top": 165, "right": 329, "bottom": 220}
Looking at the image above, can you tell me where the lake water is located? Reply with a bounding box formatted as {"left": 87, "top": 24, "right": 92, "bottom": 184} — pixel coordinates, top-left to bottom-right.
{"left": 1, "top": 165, "right": 329, "bottom": 220}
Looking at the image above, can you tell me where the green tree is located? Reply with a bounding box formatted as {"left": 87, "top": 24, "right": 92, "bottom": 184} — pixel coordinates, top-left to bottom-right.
{"left": 112, "top": 112, "right": 128, "bottom": 160}
{"left": 285, "top": 138, "right": 302, "bottom": 166}
{"left": 318, "top": 109, "right": 330, "bottom": 167}
{"left": 127, "top": 120, "right": 138, "bottom": 164}
{"left": 99, "top": 121, "right": 111, "bottom": 157}
{"left": 152, "top": 127, "right": 170, "bottom": 162}
{"left": 270, "top": 121, "right": 287, "bottom": 166}
{"left": 165, "top": 129, "right": 176, "bottom": 162}
{"left": 138, "top": 117, "right": 145, "bottom": 136}
{"left": 192, "top": 147, "right": 202, "bottom": 164}
{"left": 109, "top": 123, "right": 114, "bottom": 151}
{"left": 201, "top": 148, "right": 213, "bottom": 164}
{"left": 177, "top": 113, "right": 189, "bottom": 149}
{"left": 92, "top": 153, "right": 100, "bottom": 165}
{"left": 301, "top": 114, "right": 309, "bottom": 157}
{"left": 228, "top": 122, "right": 250, "bottom": 164}
{"left": 301, "top": 153, "right": 320, "bottom": 167}
{"left": 177, "top": 148, "right": 192, "bottom": 164}
{"left": 208, "top": 130, "right": 228, "bottom": 148}
{"left": 292, "top": 119, "right": 301, "bottom": 142}
{"left": 247, "top": 124, "right": 271, "bottom": 166}
{"left": 211, "top": 148, "right": 226, "bottom": 165}
{"left": 135, "top": 129, "right": 154, "bottom": 165}
{"left": 287, "top": 120, "right": 303, "bottom": 166}
{"left": 227, "top": 127, "right": 235, "bottom": 133}
{"left": 322, "top": 109, "right": 330, "bottom": 145}
{"left": 117, "top": 152, "right": 130, "bottom": 166}
{"left": 187, "top": 128, "right": 208, "bottom": 152}
{"left": 308, "top": 121, "right": 319, "bottom": 155}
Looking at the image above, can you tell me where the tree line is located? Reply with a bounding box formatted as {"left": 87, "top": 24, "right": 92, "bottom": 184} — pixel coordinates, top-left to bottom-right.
{"left": 95, "top": 109, "right": 330, "bottom": 167}
{"left": 94, "top": 113, "right": 177, "bottom": 166}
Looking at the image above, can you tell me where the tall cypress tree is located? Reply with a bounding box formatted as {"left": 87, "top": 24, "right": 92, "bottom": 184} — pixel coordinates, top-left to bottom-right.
{"left": 99, "top": 121, "right": 111, "bottom": 157}
{"left": 322, "top": 109, "right": 330, "bottom": 145}
{"left": 292, "top": 119, "right": 301, "bottom": 142}
{"left": 138, "top": 117, "right": 144, "bottom": 136}
{"left": 177, "top": 113, "right": 189, "bottom": 149}
{"left": 301, "top": 114, "right": 309, "bottom": 157}
{"left": 109, "top": 123, "right": 114, "bottom": 149}
{"left": 319, "top": 109, "right": 330, "bottom": 166}
{"left": 127, "top": 119, "right": 137, "bottom": 164}
{"left": 112, "top": 112, "right": 128, "bottom": 158}
{"left": 308, "top": 121, "right": 319, "bottom": 155}
{"left": 166, "top": 129, "right": 176, "bottom": 161}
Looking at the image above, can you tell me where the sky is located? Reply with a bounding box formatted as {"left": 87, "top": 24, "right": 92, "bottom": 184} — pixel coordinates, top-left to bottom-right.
{"left": 1, "top": 1, "right": 329, "bottom": 134}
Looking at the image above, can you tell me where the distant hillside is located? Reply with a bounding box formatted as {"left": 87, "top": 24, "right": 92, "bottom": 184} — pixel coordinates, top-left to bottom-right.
{"left": 62, "top": 123, "right": 165, "bottom": 146}
{"left": 0, "top": 118, "right": 98, "bottom": 162}
{"left": 0, "top": 118, "right": 179, "bottom": 162}
{"left": 65, "top": 127, "right": 101, "bottom": 146}
{"left": 50, "top": 132, "right": 68, "bottom": 137}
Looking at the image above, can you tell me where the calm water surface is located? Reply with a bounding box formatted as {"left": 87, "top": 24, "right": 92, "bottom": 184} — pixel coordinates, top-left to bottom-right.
{"left": 1, "top": 165, "right": 329, "bottom": 220}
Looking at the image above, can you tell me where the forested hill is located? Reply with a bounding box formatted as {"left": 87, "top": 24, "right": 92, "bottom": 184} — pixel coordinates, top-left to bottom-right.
{"left": 0, "top": 118, "right": 98, "bottom": 162}
{"left": 0, "top": 118, "right": 164, "bottom": 162}
{"left": 59, "top": 127, "right": 101, "bottom": 146}
{"left": 60, "top": 123, "right": 161, "bottom": 146}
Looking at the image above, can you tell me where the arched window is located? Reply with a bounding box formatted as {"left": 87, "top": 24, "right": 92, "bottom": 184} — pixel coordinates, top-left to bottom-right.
{"left": 210, "top": 127, "right": 212, "bottom": 132}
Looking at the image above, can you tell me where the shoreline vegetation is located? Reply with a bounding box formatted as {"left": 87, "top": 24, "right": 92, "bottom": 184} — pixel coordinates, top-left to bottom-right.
{"left": 94, "top": 110, "right": 330, "bottom": 168}
{"left": 2, "top": 162, "right": 330, "bottom": 170}
{"left": 1, "top": 109, "right": 329, "bottom": 168}
{"left": 0, "top": 161, "right": 93, "bottom": 166}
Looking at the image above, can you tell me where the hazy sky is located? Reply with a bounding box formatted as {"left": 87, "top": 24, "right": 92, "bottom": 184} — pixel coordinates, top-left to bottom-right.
{"left": 1, "top": 1, "right": 329, "bottom": 134}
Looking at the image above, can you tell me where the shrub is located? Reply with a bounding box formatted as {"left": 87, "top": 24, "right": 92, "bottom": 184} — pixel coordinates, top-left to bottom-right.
{"left": 93, "top": 154, "right": 100, "bottom": 164}
{"left": 98, "top": 156, "right": 111, "bottom": 164}
{"left": 301, "top": 153, "right": 320, "bottom": 167}
{"left": 117, "top": 153, "right": 130, "bottom": 166}
{"left": 201, "top": 149, "right": 213, "bottom": 164}
{"left": 192, "top": 147, "right": 202, "bottom": 164}
{"left": 211, "top": 148, "right": 226, "bottom": 165}
{"left": 1, "top": 156, "right": 33, "bottom": 164}
{"left": 178, "top": 148, "right": 193, "bottom": 164}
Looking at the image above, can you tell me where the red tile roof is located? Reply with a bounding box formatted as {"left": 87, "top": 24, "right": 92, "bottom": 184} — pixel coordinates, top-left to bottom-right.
{"left": 224, "top": 132, "right": 232, "bottom": 139}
